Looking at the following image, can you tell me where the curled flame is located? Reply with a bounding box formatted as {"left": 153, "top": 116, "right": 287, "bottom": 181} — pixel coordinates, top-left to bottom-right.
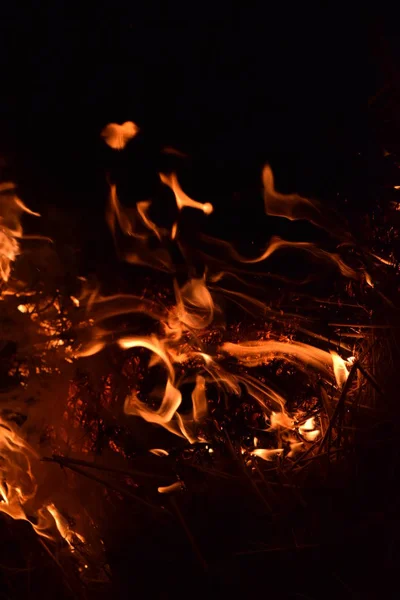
{"left": 160, "top": 172, "right": 213, "bottom": 215}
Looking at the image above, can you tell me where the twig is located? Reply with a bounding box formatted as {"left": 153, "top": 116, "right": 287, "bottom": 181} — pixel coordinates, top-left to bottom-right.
{"left": 318, "top": 360, "right": 359, "bottom": 453}
{"left": 42, "top": 454, "right": 169, "bottom": 479}
{"left": 43, "top": 456, "right": 169, "bottom": 515}
{"left": 235, "top": 542, "right": 320, "bottom": 556}
{"left": 328, "top": 323, "right": 395, "bottom": 328}
{"left": 38, "top": 539, "right": 77, "bottom": 598}
{"left": 169, "top": 497, "right": 208, "bottom": 572}
{"left": 356, "top": 363, "right": 384, "bottom": 395}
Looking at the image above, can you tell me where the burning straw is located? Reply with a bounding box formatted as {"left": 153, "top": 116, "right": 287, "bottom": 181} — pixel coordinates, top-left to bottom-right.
{"left": 0, "top": 120, "right": 398, "bottom": 595}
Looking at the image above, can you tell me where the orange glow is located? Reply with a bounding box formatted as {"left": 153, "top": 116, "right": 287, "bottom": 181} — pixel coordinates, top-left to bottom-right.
{"left": 0, "top": 420, "right": 83, "bottom": 545}
{"left": 298, "top": 417, "right": 320, "bottom": 442}
{"left": 47, "top": 503, "right": 85, "bottom": 547}
{"left": 101, "top": 121, "right": 139, "bottom": 150}
{"left": 192, "top": 375, "right": 208, "bottom": 422}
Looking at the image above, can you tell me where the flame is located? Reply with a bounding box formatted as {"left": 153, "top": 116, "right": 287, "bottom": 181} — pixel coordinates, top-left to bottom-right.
{"left": 172, "top": 277, "right": 214, "bottom": 331}
{"left": 101, "top": 121, "right": 139, "bottom": 150}
{"left": 0, "top": 185, "right": 40, "bottom": 283}
{"left": 270, "top": 412, "right": 294, "bottom": 430}
{"left": 251, "top": 448, "right": 284, "bottom": 461}
{"left": 124, "top": 379, "right": 182, "bottom": 425}
{"left": 330, "top": 351, "right": 350, "bottom": 388}
{"left": 160, "top": 172, "right": 213, "bottom": 215}
{"left": 47, "top": 503, "right": 85, "bottom": 547}
{"left": 298, "top": 417, "right": 320, "bottom": 442}
{"left": 150, "top": 448, "right": 169, "bottom": 456}
{"left": 262, "top": 164, "right": 350, "bottom": 241}
{"left": 158, "top": 481, "right": 183, "bottom": 494}
{"left": 192, "top": 375, "right": 208, "bottom": 422}
{"left": 0, "top": 420, "right": 83, "bottom": 546}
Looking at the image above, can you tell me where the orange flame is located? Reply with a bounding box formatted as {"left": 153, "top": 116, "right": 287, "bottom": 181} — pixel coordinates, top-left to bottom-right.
{"left": 0, "top": 185, "right": 40, "bottom": 283}
{"left": 251, "top": 448, "right": 284, "bottom": 461}
{"left": 101, "top": 121, "right": 139, "bottom": 150}
{"left": 160, "top": 172, "right": 213, "bottom": 215}
{"left": 0, "top": 420, "right": 83, "bottom": 546}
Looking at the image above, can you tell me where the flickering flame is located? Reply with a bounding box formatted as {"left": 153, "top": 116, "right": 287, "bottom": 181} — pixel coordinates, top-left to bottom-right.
{"left": 101, "top": 121, "right": 139, "bottom": 149}
{"left": 0, "top": 121, "right": 382, "bottom": 565}
{"left": 47, "top": 503, "right": 85, "bottom": 547}
{"left": 298, "top": 417, "right": 320, "bottom": 442}
{"left": 0, "top": 184, "right": 40, "bottom": 283}
{"left": 331, "top": 351, "right": 350, "bottom": 388}
{"left": 150, "top": 448, "right": 169, "bottom": 456}
{"left": 158, "top": 481, "right": 183, "bottom": 494}
{"left": 262, "top": 164, "right": 350, "bottom": 241}
{"left": 160, "top": 172, "right": 214, "bottom": 215}
{"left": 251, "top": 448, "right": 284, "bottom": 461}
{"left": 0, "top": 420, "right": 83, "bottom": 546}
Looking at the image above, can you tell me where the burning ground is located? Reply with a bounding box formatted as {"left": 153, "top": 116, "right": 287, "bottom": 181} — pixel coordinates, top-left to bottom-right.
{"left": 0, "top": 123, "right": 399, "bottom": 598}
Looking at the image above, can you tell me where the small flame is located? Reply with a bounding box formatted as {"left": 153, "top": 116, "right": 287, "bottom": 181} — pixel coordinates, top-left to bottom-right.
{"left": 270, "top": 412, "right": 294, "bottom": 430}
{"left": 158, "top": 481, "right": 183, "bottom": 494}
{"left": 150, "top": 448, "right": 169, "bottom": 456}
{"left": 0, "top": 186, "right": 40, "bottom": 283}
{"left": 192, "top": 375, "right": 208, "bottom": 422}
{"left": 47, "top": 503, "right": 85, "bottom": 547}
{"left": 101, "top": 121, "right": 139, "bottom": 150}
{"left": 160, "top": 172, "right": 213, "bottom": 215}
{"left": 262, "top": 164, "right": 350, "bottom": 241}
{"left": 330, "top": 351, "right": 350, "bottom": 388}
{"left": 298, "top": 417, "right": 320, "bottom": 442}
{"left": 251, "top": 448, "right": 284, "bottom": 461}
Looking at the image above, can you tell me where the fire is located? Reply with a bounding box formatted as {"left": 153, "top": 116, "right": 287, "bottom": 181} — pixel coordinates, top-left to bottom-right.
{"left": 0, "top": 183, "right": 40, "bottom": 282}
{"left": 46, "top": 503, "right": 85, "bottom": 547}
{"left": 0, "top": 118, "right": 389, "bottom": 583}
{"left": 101, "top": 121, "right": 139, "bottom": 150}
{"left": 0, "top": 420, "right": 84, "bottom": 547}
{"left": 251, "top": 448, "right": 284, "bottom": 461}
{"left": 160, "top": 172, "right": 214, "bottom": 215}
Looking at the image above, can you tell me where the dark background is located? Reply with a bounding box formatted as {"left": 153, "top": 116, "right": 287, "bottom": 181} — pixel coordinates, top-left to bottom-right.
{"left": 0, "top": 5, "right": 370, "bottom": 283}
{"left": 0, "top": 5, "right": 366, "bottom": 211}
